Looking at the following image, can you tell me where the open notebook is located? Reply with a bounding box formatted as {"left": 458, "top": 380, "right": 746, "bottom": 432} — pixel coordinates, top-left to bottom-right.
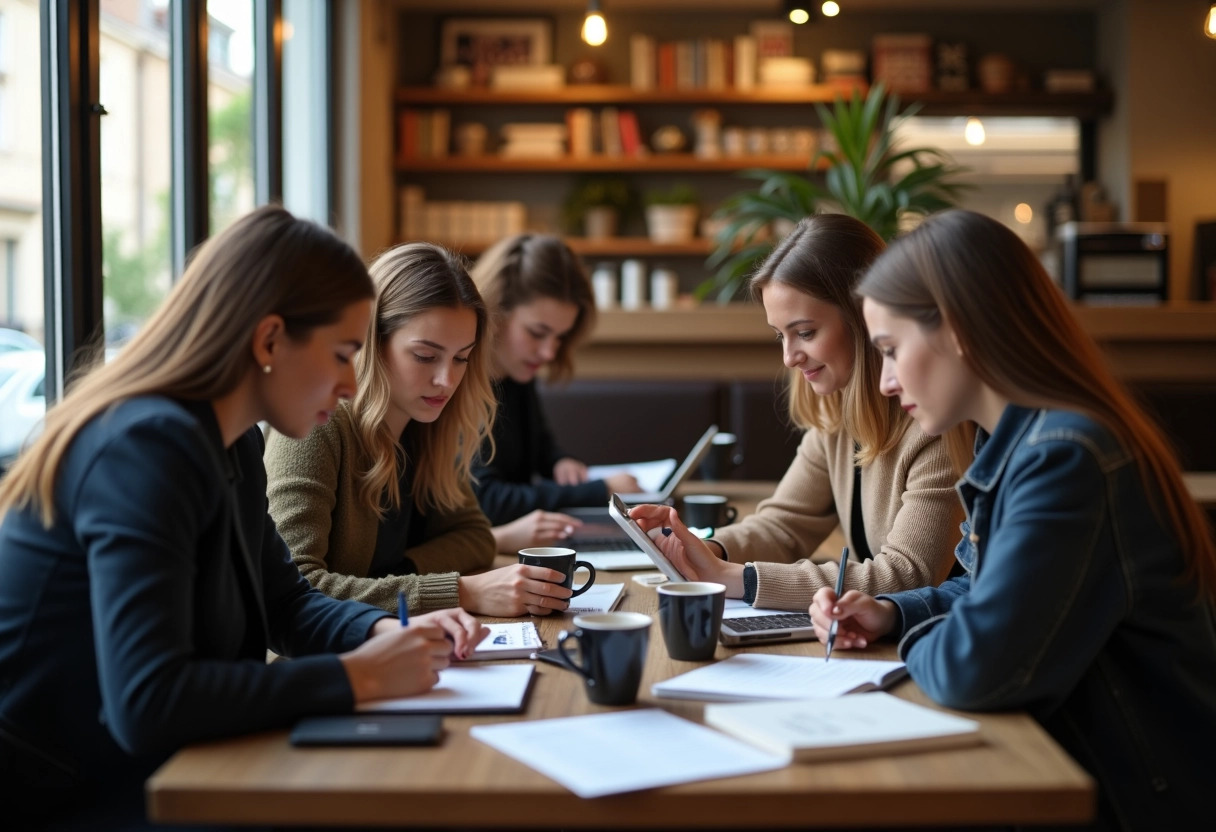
{"left": 570, "top": 425, "right": 718, "bottom": 571}
{"left": 651, "top": 653, "right": 908, "bottom": 702}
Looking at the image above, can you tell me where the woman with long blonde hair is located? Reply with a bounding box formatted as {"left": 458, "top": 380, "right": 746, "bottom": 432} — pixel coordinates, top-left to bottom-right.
{"left": 816, "top": 209, "right": 1216, "bottom": 829}
{"left": 267, "top": 242, "right": 575, "bottom": 617}
{"left": 0, "top": 207, "right": 485, "bottom": 826}
{"left": 632, "top": 215, "right": 968, "bottom": 610}
{"left": 470, "top": 233, "right": 641, "bottom": 554}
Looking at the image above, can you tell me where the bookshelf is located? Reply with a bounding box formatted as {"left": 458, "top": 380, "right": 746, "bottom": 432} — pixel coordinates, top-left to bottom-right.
{"left": 395, "top": 154, "right": 826, "bottom": 174}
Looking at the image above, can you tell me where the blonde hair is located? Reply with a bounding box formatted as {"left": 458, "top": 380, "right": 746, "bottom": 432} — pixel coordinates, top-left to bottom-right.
{"left": 749, "top": 215, "right": 938, "bottom": 466}
{"left": 353, "top": 243, "right": 496, "bottom": 515}
{"left": 0, "top": 205, "right": 374, "bottom": 527}
{"left": 858, "top": 209, "right": 1216, "bottom": 601}
{"left": 470, "top": 233, "right": 596, "bottom": 382}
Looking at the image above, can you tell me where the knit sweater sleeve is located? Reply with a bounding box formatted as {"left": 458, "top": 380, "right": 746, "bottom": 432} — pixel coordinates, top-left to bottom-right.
{"left": 751, "top": 428, "right": 961, "bottom": 611}
{"left": 406, "top": 480, "right": 497, "bottom": 575}
{"left": 264, "top": 414, "right": 462, "bottom": 615}
{"left": 711, "top": 428, "right": 838, "bottom": 565}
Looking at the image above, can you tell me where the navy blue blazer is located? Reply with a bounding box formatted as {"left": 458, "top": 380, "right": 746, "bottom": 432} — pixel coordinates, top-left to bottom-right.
{"left": 0, "top": 397, "right": 388, "bottom": 818}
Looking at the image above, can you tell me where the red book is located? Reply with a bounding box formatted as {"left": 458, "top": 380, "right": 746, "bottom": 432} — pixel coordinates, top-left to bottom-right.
{"left": 619, "top": 110, "right": 642, "bottom": 157}
{"left": 398, "top": 109, "right": 419, "bottom": 164}
{"left": 658, "top": 42, "right": 677, "bottom": 90}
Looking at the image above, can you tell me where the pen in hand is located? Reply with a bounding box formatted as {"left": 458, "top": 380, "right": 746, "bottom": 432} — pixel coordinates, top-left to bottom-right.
{"left": 398, "top": 590, "right": 409, "bottom": 627}
{"left": 823, "top": 546, "right": 849, "bottom": 663}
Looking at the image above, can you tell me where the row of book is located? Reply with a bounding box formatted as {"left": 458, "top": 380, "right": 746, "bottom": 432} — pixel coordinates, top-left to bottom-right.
{"left": 630, "top": 33, "right": 759, "bottom": 92}
{"left": 398, "top": 186, "right": 526, "bottom": 246}
{"left": 568, "top": 108, "right": 646, "bottom": 158}
{"left": 397, "top": 109, "right": 451, "bottom": 163}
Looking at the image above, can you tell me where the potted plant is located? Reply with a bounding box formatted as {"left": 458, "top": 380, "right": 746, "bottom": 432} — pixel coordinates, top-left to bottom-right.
{"left": 699, "top": 84, "right": 969, "bottom": 302}
{"left": 562, "top": 176, "right": 634, "bottom": 240}
{"left": 644, "top": 184, "right": 700, "bottom": 244}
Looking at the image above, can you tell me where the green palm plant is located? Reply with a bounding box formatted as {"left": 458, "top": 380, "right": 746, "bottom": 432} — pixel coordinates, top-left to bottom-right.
{"left": 699, "top": 84, "right": 969, "bottom": 302}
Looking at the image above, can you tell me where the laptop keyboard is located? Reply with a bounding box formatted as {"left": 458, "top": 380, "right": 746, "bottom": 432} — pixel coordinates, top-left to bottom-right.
{"left": 572, "top": 537, "right": 642, "bottom": 552}
{"left": 723, "top": 613, "right": 813, "bottom": 632}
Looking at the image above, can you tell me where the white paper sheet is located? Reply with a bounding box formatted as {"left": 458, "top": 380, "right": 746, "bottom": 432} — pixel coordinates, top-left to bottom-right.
{"left": 587, "top": 458, "right": 677, "bottom": 494}
{"left": 563, "top": 582, "right": 625, "bottom": 615}
{"left": 722, "top": 600, "right": 807, "bottom": 620}
{"left": 652, "top": 654, "right": 907, "bottom": 701}
{"left": 358, "top": 664, "right": 534, "bottom": 713}
{"left": 471, "top": 708, "right": 787, "bottom": 797}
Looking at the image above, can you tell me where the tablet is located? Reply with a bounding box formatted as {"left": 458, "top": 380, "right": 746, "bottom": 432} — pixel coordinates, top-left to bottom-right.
{"left": 607, "top": 493, "right": 687, "bottom": 582}
{"left": 290, "top": 714, "right": 443, "bottom": 747}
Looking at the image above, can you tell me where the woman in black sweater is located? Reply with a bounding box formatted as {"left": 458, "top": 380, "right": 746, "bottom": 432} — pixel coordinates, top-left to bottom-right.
{"left": 470, "top": 234, "right": 639, "bottom": 553}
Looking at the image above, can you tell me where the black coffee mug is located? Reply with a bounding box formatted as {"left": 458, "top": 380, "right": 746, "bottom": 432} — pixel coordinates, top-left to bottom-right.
{"left": 698, "top": 432, "right": 741, "bottom": 481}
{"left": 681, "top": 495, "right": 738, "bottom": 529}
{"left": 557, "top": 612, "right": 652, "bottom": 706}
{"left": 658, "top": 582, "right": 726, "bottom": 661}
{"left": 518, "top": 547, "right": 596, "bottom": 597}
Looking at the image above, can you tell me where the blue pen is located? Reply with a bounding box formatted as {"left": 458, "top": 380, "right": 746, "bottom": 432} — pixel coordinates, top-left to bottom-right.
{"left": 398, "top": 591, "right": 409, "bottom": 627}
{"left": 824, "top": 546, "right": 849, "bottom": 663}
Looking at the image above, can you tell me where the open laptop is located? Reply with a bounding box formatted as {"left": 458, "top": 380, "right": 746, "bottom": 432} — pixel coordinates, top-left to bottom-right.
{"left": 566, "top": 425, "right": 717, "bottom": 570}
{"left": 605, "top": 492, "right": 817, "bottom": 645}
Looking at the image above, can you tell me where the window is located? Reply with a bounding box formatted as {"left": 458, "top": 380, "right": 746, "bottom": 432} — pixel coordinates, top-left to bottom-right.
{"left": 208, "top": 0, "right": 255, "bottom": 233}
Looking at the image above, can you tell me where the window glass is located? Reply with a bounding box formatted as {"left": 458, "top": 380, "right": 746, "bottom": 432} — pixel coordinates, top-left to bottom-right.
{"left": 207, "top": 0, "right": 254, "bottom": 233}
{"left": 282, "top": 0, "right": 329, "bottom": 224}
{"left": 99, "top": 0, "right": 173, "bottom": 350}
{"left": 0, "top": 0, "right": 45, "bottom": 466}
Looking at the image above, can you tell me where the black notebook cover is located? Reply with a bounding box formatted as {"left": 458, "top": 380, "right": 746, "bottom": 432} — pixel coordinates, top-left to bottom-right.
{"left": 290, "top": 714, "right": 443, "bottom": 747}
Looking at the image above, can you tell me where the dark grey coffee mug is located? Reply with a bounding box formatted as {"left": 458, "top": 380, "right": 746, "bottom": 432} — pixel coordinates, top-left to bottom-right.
{"left": 698, "top": 432, "right": 740, "bottom": 481}
{"left": 518, "top": 547, "right": 596, "bottom": 597}
{"left": 681, "top": 495, "right": 738, "bottom": 529}
{"left": 557, "top": 612, "right": 652, "bottom": 706}
{"left": 658, "top": 582, "right": 726, "bottom": 661}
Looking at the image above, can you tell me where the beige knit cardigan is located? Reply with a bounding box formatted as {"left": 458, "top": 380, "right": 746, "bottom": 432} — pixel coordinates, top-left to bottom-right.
{"left": 712, "top": 423, "right": 962, "bottom": 610}
{"left": 264, "top": 404, "right": 496, "bottom": 615}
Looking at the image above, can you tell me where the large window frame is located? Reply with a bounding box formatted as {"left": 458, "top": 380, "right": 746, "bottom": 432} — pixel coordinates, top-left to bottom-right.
{"left": 39, "top": 0, "right": 332, "bottom": 401}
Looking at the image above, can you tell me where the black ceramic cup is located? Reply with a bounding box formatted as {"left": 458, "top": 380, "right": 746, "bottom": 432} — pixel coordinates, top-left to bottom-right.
{"left": 556, "top": 612, "right": 652, "bottom": 706}
{"left": 698, "top": 432, "right": 741, "bottom": 481}
{"left": 680, "top": 495, "right": 738, "bottom": 530}
{"left": 657, "top": 581, "right": 726, "bottom": 661}
{"left": 518, "top": 547, "right": 596, "bottom": 597}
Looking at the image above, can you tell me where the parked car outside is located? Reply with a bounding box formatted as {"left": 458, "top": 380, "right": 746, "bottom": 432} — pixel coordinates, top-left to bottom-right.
{"left": 0, "top": 327, "right": 40, "bottom": 354}
{"left": 0, "top": 349, "right": 47, "bottom": 468}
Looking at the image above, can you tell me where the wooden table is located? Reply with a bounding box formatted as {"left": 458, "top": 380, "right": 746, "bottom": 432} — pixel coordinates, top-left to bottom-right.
{"left": 146, "top": 483, "right": 1095, "bottom": 828}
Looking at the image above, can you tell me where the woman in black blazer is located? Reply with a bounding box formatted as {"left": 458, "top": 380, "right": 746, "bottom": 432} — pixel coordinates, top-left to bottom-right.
{"left": 0, "top": 206, "right": 486, "bottom": 827}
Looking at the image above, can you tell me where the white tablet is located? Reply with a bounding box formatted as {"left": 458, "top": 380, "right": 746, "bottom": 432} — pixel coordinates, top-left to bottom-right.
{"left": 607, "top": 493, "right": 687, "bottom": 583}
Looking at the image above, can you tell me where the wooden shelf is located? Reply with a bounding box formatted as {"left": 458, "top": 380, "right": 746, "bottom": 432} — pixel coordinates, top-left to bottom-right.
{"left": 425, "top": 237, "right": 719, "bottom": 258}
{"left": 395, "top": 84, "right": 1112, "bottom": 118}
{"left": 396, "top": 153, "right": 819, "bottom": 173}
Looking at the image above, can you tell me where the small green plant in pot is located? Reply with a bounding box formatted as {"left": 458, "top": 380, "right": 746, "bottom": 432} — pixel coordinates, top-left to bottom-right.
{"left": 699, "top": 84, "right": 969, "bottom": 302}
{"left": 562, "top": 176, "right": 635, "bottom": 239}
{"left": 644, "top": 184, "right": 700, "bottom": 244}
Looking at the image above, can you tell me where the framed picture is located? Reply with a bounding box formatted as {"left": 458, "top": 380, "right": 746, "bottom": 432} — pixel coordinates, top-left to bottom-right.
{"left": 440, "top": 17, "right": 553, "bottom": 70}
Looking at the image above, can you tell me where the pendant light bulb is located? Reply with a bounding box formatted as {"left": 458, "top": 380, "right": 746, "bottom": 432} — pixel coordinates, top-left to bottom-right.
{"left": 964, "top": 117, "right": 986, "bottom": 146}
{"left": 582, "top": 0, "right": 608, "bottom": 46}
{"left": 822, "top": 1, "right": 841, "bottom": 16}
{"left": 1206, "top": 4, "right": 1216, "bottom": 39}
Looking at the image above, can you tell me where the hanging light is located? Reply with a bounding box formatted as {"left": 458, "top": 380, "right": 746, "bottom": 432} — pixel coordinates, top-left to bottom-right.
{"left": 964, "top": 116, "right": 986, "bottom": 146}
{"left": 822, "top": 1, "right": 841, "bottom": 17}
{"left": 582, "top": 0, "right": 607, "bottom": 46}
{"left": 785, "top": 1, "right": 811, "bottom": 25}
{"left": 1206, "top": 4, "right": 1216, "bottom": 39}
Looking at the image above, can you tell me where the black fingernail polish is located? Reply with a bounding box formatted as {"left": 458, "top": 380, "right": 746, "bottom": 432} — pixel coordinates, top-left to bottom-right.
{"left": 661, "top": 527, "right": 672, "bottom": 536}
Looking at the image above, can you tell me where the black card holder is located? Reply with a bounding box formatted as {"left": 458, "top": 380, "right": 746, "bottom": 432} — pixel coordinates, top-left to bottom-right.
{"left": 290, "top": 714, "right": 443, "bottom": 747}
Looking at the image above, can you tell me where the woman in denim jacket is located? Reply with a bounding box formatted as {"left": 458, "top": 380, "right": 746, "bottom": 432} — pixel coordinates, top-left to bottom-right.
{"left": 811, "top": 210, "right": 1216, "bottom": 830}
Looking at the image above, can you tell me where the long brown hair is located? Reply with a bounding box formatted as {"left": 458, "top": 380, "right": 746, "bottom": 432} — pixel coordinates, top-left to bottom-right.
{"left": 858, "top": 209, "right": 1215, "bottom": 601}
{"left": 470, "top": 233, "right": 596, "bottom": 382}
{"left": 353, "top": 243, "right": 496, "bottom": 515}
{"left": 750, "top": 214, "right": 943, "bottom": 465}
{"left": 0, "top": 205, "right": 375, "bottom": 527}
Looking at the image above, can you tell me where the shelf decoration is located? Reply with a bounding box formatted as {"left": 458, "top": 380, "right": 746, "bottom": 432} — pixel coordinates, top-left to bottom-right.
{"left": 439, "top": 17, "right": 553, "bottom": 86}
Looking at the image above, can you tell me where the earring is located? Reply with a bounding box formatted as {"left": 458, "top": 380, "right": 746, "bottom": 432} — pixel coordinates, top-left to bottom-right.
{"left": 263, "top": 365, "right": 272, "bottom": 374}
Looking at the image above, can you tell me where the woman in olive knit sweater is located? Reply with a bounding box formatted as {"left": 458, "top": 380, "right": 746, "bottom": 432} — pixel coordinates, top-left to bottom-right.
{"left": 266, "top": 243, "right": 575, "bottom": 618}
{"left": 632, "top": 215, "right": 971, "bottom": 611}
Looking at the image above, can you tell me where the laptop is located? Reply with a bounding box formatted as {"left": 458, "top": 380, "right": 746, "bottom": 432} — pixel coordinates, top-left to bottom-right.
{"left": 568, "top": 425, "right": 718, "bottom": 570}
{"left": 606, "top": 492, "right": 817, "bottom": 645}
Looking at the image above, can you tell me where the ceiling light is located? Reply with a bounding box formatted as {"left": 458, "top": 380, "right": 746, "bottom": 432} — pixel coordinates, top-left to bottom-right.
{"left": 822, "top": 1, "right": 841, "bottom": 17}
{"left": 582, "top": 0, "right": 607, "bottom": 47}
{"left": 1206, "top": 4, "right": 1216, "bottom": 39}
{"left": 964, "top": 117, "right": 986, "bottom": 146}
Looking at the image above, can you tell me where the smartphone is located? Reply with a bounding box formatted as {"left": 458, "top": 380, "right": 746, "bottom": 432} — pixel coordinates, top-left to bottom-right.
{"left": 290, "top": 714, "right": 443, "bottom": 747}
{"left": 607, "top": 493, "right": 687, "bottom": 582}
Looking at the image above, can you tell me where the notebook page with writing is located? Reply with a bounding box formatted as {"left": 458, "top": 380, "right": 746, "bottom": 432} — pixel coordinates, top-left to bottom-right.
{"left": 651, "top": 654, "right": 907, "bottom": 702}
{"left": 471, "top": 708, "right": 786, "bottom": 798}
{"left": 463, "top": 622, "right": 542, "bottom": 661}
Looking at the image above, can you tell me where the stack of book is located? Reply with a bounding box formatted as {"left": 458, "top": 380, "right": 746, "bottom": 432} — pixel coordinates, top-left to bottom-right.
{"left": 500, "top": 123, "right": 567, "bottom": 158}
{"left": 396, "top": 108, "right": 451, "bottom": 163}
{"left": 398, "top": 186, "right": 526, "bottom": 247}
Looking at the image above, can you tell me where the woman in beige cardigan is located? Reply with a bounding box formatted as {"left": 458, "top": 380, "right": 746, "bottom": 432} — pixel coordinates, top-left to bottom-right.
{"left": 631, "top": 215, "right": 972, "bottom": 611}
{"left": 266, "top": 243, "right": 575, "bottom": 618}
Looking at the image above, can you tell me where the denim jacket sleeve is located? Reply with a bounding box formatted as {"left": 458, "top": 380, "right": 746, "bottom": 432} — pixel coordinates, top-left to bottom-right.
{"left": 883, "top": 436, "right": 1130, "bottom": 712}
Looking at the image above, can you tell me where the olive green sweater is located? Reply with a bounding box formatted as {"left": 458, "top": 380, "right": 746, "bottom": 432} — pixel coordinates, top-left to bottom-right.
{"left": 713, "top": 423, "right": 962, "bottom": 610}
{"left": 264, "top": 404, "right": 496, "bottom": 614}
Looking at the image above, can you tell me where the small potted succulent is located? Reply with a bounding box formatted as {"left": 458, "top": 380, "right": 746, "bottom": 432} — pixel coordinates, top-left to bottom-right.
{"left": 644, "top": 184, "right": 700, "bottom": 244}
{"left": 562, "top": 176, "right": 635, "bottom": 239}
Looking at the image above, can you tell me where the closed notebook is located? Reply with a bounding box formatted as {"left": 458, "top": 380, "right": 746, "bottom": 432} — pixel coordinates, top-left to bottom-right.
{"left": 703, "top": 692, "right": 983, "bottom": 762}
{"left": 290, "top": 714, "right": 443, "bottom": 747}
{"left": 651, "top": 654, "right": 908, "bottom": 701}
{"left": 358, "top": 664, "right": 535, "bottom": 714}
{"left": 564, "top": 582, "right": 625, "bottom": 615}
